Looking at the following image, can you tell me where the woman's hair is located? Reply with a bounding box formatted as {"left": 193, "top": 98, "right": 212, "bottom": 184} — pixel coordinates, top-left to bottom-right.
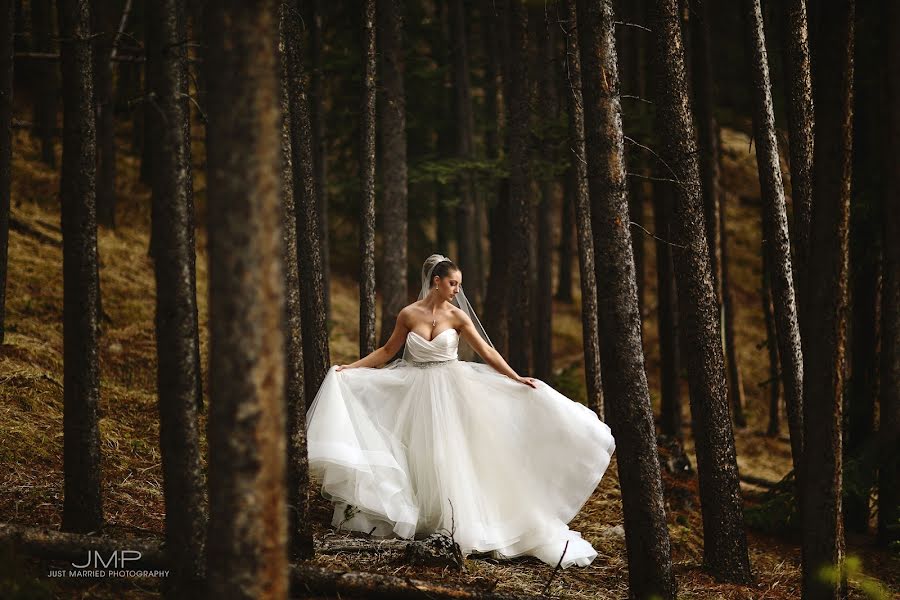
{"left": 429, "top": 259, "right": 460, "bottom": 287}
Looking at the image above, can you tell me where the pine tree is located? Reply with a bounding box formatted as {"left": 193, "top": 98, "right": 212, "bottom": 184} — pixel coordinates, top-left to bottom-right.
{"left": 204, "top": 1, "right": 289, "bottom": 596}
{"left": 576, "top": 1, "right": 675, "bottom": 596}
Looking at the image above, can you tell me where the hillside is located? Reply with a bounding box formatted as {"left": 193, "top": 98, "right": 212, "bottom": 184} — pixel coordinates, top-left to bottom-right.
{"left": 0, "top": 126, "right": 896, "bottom": 598}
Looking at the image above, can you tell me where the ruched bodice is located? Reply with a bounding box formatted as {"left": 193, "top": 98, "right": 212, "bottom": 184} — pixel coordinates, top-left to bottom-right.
{"left": 404, "top": 328, "right": 459, "bottom": 362}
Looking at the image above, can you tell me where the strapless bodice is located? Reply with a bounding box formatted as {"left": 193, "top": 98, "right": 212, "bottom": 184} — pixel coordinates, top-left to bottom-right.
{"left": 405, "top": 328, "right": 459, "bottom": 362}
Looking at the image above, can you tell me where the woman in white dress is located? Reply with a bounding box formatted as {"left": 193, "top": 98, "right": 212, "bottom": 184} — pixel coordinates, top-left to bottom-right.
{"left": 305, "top": 254, "right": 616, "bottom": 568}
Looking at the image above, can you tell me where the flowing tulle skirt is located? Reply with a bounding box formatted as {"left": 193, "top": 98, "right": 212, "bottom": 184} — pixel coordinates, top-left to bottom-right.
{"left": 305, "top": 360, "right": 616, "bottom": 568}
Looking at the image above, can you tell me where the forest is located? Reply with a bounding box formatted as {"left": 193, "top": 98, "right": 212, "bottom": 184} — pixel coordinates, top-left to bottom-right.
{"left": 0, "top": 0, "right": 897, "bottom": 598}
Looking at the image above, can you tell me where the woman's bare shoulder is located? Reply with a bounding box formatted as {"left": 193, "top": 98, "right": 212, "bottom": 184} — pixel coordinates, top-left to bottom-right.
{"left": 398, "top": 303, "right": 421, "bottom": 324}
{"left": 448, "top": 305, "right": 472, "bottom": 326}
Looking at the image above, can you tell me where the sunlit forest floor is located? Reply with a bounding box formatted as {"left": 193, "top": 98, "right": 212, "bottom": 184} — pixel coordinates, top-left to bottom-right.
{"left": 1, "top": 126, "right": 897, "bottom": 598}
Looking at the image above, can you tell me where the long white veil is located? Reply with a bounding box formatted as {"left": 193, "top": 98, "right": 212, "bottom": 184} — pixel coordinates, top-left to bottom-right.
{"left": 396, "top": 254, "right": 494, "bottom": 364}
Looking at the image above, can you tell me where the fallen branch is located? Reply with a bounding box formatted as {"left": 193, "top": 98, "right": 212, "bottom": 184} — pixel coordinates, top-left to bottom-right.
{"left": 541, "top": 540, "right": 569, "bottom": 596}
{"left": 739, "top": 474, "right": 780, "bottom": 489}
{"left": 1, "top": 524, "right": 542, "bottom": 600}
{"left": 316, "top": 537, "right": 408, "bottom": 554}
{"left": 0, "top": 523, "right": 167, "bottom": 569}
{"left": 10, "top": 218, "right": 63, "bottom": 248}
{"left": 291, "top": 563, "right": 544, "bottom": 600}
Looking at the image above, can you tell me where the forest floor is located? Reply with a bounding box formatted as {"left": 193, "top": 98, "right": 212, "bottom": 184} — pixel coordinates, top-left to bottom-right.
{"left": 1, "top": 125, "right": 898, "bottom": 599}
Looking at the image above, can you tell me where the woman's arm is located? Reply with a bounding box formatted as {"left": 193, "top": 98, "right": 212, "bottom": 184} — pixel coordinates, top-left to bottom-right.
{"left": 457, "top": 311, "right": 538, "bottom": 388}
{"left": 337, "top": 309, "right": 410, "bottom": 371}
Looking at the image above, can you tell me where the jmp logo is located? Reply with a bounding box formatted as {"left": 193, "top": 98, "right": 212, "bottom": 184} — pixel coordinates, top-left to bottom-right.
{"left": 72, "top": 550, "right": 142, "bottom": 569}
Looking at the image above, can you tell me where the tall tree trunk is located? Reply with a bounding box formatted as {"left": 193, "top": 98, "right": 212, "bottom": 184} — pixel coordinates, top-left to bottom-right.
{"left": 57, "top": 0, "right": 103, "bottom": 534}
{"left": 278, "top": 3, "right": 313, "bottom": 562}
{"left": 32, "top": 0, "right": 57, "bottom": 168}
{"left": 800, "top": 0, "right": 854, "bottom": 596}
{"left": 92, "top": 0, "right": 116, "bottom": 229}
{"left": 310, "top": 0, "right": 330, "bottom": 324}
{"left": 649, "top": 0, "right": 752, "bottom": 583}
{"left": 204, "top": 1, "right": 289, "bottom": 596}
{"left": 845, "top": 204, "right": 878, "bottom": 533}
{"left": 742, "top": 0, "right": 804, "bottom": 471}
{"left": 844, "top": 0, "right": 884, "bottom": 535}
{"left": 532, "top": 8, "right": 555, "bottom": 382}
{"left": 762, "top": 253, "right": 782, "bottom": 437}
{"left": 690, "top": 0, "right": 721, "bottom": 308}
{"left": 762, "top": 243, "right": 782, "bottom": 437}
{"left": 879, "top": 0, "right": 900, "bottom": 548}
{"left": 720, "top": 193, "right": 746, "bottom": 428}
{"left": 285, "top": 1, "right": 332, "bottom": 410}
{"left": 556, "top": 184, "right": 575, "bottom": 303}
{"left": 694, "top": 3, "right": 746, "bottom": 429}
{"left": 0, "top": 0, "right": 11, "bottom": 345}
{"left": 576, "top": 1, "right": 675, "bottom": 597}
{"left": 481, "top": 0, "right": 509, "bottom": 357}
{"left": 562, "top": 0, "right": 603, "bottom": 417}
{"left": 781, "top": 0, "right": 814, "bottom": 320}
{"left": 505, "top": 0, "right": 531, "bottom": 376}
{"left": 377, "top": 0, "right": 407, "bottom": 348}
{"left": 359, "top": 0, "right": 377, "bottom": 358}
{"left": 449, "top": 0, "right": 480, "bottom": 311}
{"left": 622, "top": 0, "right": 648, "bottom": 319}
{"left": 654, "top": 181, "right": 682, "bottom": 440}
{"left": 143, "top": 0, "right": 161, "bottom": 254}
{"left": 148, "top": 0, "right": 205, "bottom": 590}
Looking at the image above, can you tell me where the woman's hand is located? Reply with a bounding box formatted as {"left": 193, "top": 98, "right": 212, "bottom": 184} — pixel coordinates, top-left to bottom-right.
{"left": 335, "top": 365, "right": 353, "bottom": 372}
{"left": 515, "top": 375, "right": 538, "bottom": 388}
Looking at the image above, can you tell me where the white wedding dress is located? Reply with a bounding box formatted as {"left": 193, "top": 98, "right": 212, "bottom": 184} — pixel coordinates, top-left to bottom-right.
{"left": 305, "top": 327, "right": 616, "bottom": 568}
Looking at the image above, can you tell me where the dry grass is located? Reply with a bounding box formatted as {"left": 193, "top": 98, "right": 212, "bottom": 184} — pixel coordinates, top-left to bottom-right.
{"left": 1, "top": 126, "right": 897, "bottom": 599}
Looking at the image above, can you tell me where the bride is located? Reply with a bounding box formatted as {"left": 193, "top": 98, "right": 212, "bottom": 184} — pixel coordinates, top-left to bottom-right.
{"left": 305, "top": 254, "right": 616, "bottom": 568}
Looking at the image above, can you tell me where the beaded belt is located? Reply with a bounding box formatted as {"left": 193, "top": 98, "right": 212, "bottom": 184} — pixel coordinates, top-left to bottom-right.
{"left": 409, "top": 358, "right": 458, "bottom": 369}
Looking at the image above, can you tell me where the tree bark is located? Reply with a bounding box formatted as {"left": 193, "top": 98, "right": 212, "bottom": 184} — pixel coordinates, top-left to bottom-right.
{"left": 147, "top": 0, "right": 206, "bottom": 590}
{"left": 762, "top": 243, "right": 781, "bottom": 437}
{"left": 879, "top": 0, "right": 900, "bottom": 548}
{"left": 57, "top": 0, "right": 104, "bottom": 535}
{"left": 32, "top": 0, "right": 57, "bottom": 168}
{"left": 800, "top": 0, "right": 854, "bottom": 596}
{"left": 377, "top": 0, "right": 408, "bottom": 348}
{"left": 278, "top": 4, "right": 313, "bottom": 562}
{"left": 284, "top": 2, "right": 332, "bottom": 410}
{"left": 781, "top": 0, "right": 814, "bottom": 321}
{"left": 562, "top": 0, "right": 603, "bottom": 417}
{"left": 92, "top": 0, "right": 116, "bottom": 229}
{"left": 575, "top": 1, "right": 675, "bottom": 597}
{"left": 505, "top": 0, "right": 531, "bottom": 376}
{"left": 0, "top": 0, "right": 11, "bottom": 345}
{"left": 360, "top": 0, "right": 377, "bottom": 358}
{"left": 649, "top": 0, "right": 752, "bottom": 583}
{"left": 653, "top": 181, "right": 682, "bottom": 440}
{"left": 204, "top": 1, "right": 289, "bottom": 597}
{"left": 742, "top": 0, "right": 804, "bottom": 472}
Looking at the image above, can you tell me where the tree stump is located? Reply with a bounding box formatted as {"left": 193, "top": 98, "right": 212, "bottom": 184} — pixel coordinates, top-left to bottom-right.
{"left": 403, "top": 533, "right": 465, "bottom": 571}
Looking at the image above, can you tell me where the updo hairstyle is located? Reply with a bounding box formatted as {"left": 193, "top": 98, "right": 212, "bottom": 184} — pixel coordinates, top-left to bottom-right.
{"left": 429, "top": 259, "right": 460, "bottom": 288}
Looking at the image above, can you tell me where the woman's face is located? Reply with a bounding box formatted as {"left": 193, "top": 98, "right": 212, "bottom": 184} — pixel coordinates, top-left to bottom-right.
{"left": 433, "top": 270, "right": 462, "bottom": 301}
